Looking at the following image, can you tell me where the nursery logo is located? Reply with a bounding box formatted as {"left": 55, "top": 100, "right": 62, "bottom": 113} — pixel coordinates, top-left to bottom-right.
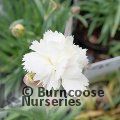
{"left": 22, "top": 86, "right": 104, "bottom": 107}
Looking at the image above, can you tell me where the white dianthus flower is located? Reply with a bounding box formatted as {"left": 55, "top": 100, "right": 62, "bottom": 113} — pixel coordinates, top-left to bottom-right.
{"left": 22, "top": 30, "right": 89, "bottom": 92}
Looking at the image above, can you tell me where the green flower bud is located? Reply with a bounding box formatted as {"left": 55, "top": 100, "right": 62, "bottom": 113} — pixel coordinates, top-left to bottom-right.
{"left": 10, "top": 23, "right": 25, "bottom": 38}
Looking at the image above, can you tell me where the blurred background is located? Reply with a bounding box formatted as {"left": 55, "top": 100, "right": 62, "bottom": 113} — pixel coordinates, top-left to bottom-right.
{"left": 0, "top": 0, "right": 120, "bottom": 120}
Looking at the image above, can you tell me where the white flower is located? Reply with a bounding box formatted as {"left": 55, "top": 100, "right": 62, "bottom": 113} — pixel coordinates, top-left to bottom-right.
{"left": 22, "top": 30, "right": 89, "bottom": 92}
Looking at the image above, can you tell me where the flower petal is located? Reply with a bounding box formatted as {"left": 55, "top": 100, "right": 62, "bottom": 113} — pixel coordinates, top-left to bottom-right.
{"left": 46, "top": 72, "right": 61, "bottom": 90}
{"left": 43, "top": 30, "right": 65, "bottom": 43}
{"left": 30, "top": 40, "right": 41, "bottom": 52}
{"left": 22, "top": 52, "right": 52, "bottom": 80}
{"left": 62, "top": 64, "right": 89, "bottom": 92}
{"left": 62, "top": 72, "right": 89, "bottom": 92}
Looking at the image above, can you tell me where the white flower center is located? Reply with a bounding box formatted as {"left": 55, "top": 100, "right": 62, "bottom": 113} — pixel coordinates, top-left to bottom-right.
{"left": 47, "top": 57, "right": 57, "bottom": 72}
{"left": 53, "top": 65, "right": 57, "bottom": 71}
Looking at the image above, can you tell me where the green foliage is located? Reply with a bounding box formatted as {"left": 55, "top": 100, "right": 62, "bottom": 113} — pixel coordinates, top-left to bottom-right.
{"left": 5, "top": 106, "right": 81, "bottom": 120}
{"left": 79, "top": 0, "right": 120, "bottom": 45}
{"left": 0, "top": 0, "right": 72, "bottom": 95}
{"left": 109, "top": 41, "right": 120, "bottom": 56}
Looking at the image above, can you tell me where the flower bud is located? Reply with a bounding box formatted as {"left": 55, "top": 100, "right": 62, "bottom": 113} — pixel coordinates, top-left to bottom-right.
{"left": 10, "top": 23, "right": 25, "bottom": 38}
{"left": 23, "top": 73, "right": 43, "bottom": 88}
{"left": 71, "top": 6, "right": 80, "bottom": 14}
